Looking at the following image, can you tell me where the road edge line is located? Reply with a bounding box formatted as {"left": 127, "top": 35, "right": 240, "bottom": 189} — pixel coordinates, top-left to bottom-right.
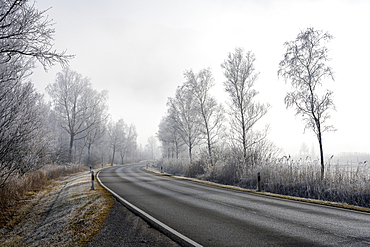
{"left": 96, "top": 170, "right": 203, "bottom": 247}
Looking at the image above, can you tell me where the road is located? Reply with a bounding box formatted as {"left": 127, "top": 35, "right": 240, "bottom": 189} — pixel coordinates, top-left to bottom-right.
{"left": 98, "top": 163, "right": 370, "bottom": 247}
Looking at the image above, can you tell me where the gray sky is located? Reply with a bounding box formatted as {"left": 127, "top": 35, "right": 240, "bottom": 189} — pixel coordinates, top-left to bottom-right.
{"left": 31, "top": 0, "right": 370, "bottom": 156}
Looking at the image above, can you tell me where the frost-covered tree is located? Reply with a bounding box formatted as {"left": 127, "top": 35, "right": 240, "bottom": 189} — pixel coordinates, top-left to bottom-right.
{"left": 107, "top": 119, "right": 126, "bottom": 166}
{"left": 157, "top": 115, "right": 184, "bottom": 159}
{"left": 147, "top": 136, "right": 157, "bottom": 160}
{"left": 167, "top": 85, "right": 202, "bottom": 161}
{"left": 0, "top": 0, "right": 72, "bottom": 68}
{"left": 119, "top": 124, "right": 138, "bottom": 164}
{"left": 47, "top": 68, "right": 108, "bottom": 163}
{"left": 184, "top": 68, "right": 225, "bottom": 165}
{"left": 221, "top": 48, "right": 269, "bottom": 163}
{"left": 278, "top": 28, "right": 335, "bottom": 179}
{"left": 46, "top": 108, "right": 70, "bottom": 164}
{"left": 0, "top": 0, "right": 72, "bottom": 187}
{"left": 0, "top": 80, "right": 48, "bottom": 188}
{"left": 127, "top": 124, "right": 138, "bottom": 162}
{"left": 84, "top": 117, "right": 107, "bottom": 166}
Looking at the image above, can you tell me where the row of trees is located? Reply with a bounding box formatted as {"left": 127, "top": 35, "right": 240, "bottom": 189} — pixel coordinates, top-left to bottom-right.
{"left": 0, "top": 0, "right": 72, "bottom": 188}
{"left": 0, "top": 0, "right": 144, "bottom": 189}
{"left": 46, "top": 67, "right": 142, "bottom": 166}
{"left": 158, "top": 27, "right": 336, "bottom": 181}
{"left": 157, "top": 48, "right": 272, "bottom": 178}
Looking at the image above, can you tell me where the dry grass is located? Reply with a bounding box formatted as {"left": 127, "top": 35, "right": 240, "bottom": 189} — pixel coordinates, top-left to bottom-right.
{"left": 145, "top": 164, "right": 370, "bottom": 213}
{"left": 0, "top": 164, "right": 86, "bottom": 227}
{"left": 0, "top": 165, "right": 114, "bottom": 247}
{"left": 156, "top": 157, "right": 370, "bottom": 210}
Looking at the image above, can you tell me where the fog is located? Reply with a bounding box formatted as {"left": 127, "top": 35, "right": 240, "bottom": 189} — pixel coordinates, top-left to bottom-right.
{"left": 31, "top": 0, "right": 370, "bottom": 156}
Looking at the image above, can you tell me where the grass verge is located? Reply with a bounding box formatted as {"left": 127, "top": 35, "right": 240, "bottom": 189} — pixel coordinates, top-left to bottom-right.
{"left": 0, "top": 165, "right": 114, "bottom": 247}
{"left": 144, "top": 166, "right": 370, "bottom": 214}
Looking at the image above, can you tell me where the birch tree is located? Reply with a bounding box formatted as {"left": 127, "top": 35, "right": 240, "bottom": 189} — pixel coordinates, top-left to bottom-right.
{"left": 221, "top": 48, "right": 269, "bottom": 163}
{"left": 278, "top": 27, "right": 335, "bottom": 179}
{"left": 47, "top": 67, "right": 108, "bottom": 163}
{"left": 167, "top": 85, "right": 201, "bottom": 161}
{"left": 184, "top": 68, "right": 225, "bottom": 165}
{"left": 157, "top": 115, "right": 184, "bottom": 159}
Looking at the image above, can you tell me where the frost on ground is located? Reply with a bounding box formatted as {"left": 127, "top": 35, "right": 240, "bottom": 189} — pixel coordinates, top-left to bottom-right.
{"left": 0, "top": 170, "right": 113, "bottom": 246}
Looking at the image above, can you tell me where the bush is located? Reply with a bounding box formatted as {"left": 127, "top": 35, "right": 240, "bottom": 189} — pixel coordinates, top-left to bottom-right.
{"left": 157, "top": 158, "right": 189, "bottom": 176}
{"left": 185, "top": 160, "right": 206, "bottom": 178}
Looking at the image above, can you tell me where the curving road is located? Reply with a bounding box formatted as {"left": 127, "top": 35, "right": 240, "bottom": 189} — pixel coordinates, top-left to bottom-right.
{"left": 98, "top": 163, "right": 370, "bottom": 247}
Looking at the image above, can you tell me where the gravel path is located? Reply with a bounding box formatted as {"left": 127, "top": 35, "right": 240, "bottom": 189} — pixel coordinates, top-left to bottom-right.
{"left": 87, "top": 199, "right": 180, "bottom": 247}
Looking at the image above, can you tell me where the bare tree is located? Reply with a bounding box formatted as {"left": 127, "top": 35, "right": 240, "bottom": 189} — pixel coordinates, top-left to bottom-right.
{"left": 0, "top": 0, "right": 72, "bottom": 68}
{"left": 278, "top": 27, "right": 335, "bottom": 179}
{"left": 46, "top": 107, "right": 70, "bottom": 163}
{"left": 167, "top": 85, "right": 202, "bottom": 161}
{"left": 0, "top": 0, "right": 72, "bottom": 186}
{"left": 184, "top": 68, "right": 225, "bottom": 165}
{"left": 107, "top": 119, "right": 126, "bottom": 166}
{"left": 221, "top": 48, "right": 269, "bottom": 163}
{"left": 46, "top": 67, "right": 108, "bottom": 163}
{"left": 157, "top": 115, "right": 184, "bottom": 159}
{"left": 84, "top": 118, "right": 107, "bottom": 166}
{"left": 0, "top": 81, "right": 48, "bottom": 188}
{"left": 119, "top": 124, "right": 138, "bottom": 163}
{"left": 147, "top": 136, "right": 157, "bottom": 160}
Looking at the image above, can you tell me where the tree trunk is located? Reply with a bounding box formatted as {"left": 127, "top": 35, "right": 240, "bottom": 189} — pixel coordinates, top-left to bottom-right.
{"left": 207, "top": 138, "right": 212, "bottom": 165}
{"left": 87, "top": 143, "right": 91, "bottom": 166}
{"left": 241, "top": 112, "right": 247, "bottom": 164}
{"left": 120, "top": 151, "right": 124, "bottom": 164}
{"left": 201, "top": 108, "right": 213, "bottom": 165}
{"left": 111, "top": 146, "right": 115, "bottom": 166}
{"left": 205, "top": 123, "right": 212, "bottom": 165}
{"left": 175, "top": 141, "right": 179, "bottom": 159}
{"left": 69, "top": 133, "right": 74, "bottom": 163}
{"left": 316, "top": 119, "right": 325, "bottom": 180}
{"left": 318, "top": 133, "right": 324, "bottom": 180}
{"left": 188, "top": 141, "right": 192, "bottom": 162}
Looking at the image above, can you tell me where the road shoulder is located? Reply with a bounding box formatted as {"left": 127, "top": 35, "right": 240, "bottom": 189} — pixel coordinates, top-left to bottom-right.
{"left": 87, "top": 198, "right": 180, "bottom": 247}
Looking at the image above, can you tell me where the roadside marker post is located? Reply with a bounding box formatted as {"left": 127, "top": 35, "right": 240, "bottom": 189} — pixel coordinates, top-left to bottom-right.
{"left": 91, "top": 170, "right": 95, "bottom": 190}
{"left": 257, "top": 172, "right": 261, "bottom": 192}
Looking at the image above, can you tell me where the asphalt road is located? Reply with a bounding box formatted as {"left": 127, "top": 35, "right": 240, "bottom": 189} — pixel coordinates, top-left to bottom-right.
{"left": 98, "top": 163, "right": 370, "bottom": 247}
